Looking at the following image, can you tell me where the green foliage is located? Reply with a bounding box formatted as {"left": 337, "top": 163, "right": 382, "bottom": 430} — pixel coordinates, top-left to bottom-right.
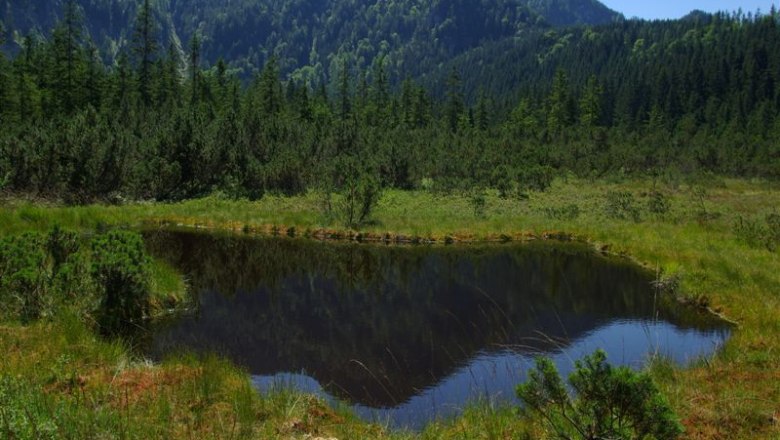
{"left": 470, "top": 189, "right": 488, "bottom": 218}
{"left": 733, "top": 213, "right": 780, "bottom": 252}
{"left": 90, "top": 230, "right": 152, "bottom": 335}
{"left": 0, "top": 226, "right": 87, "bottom": 322}
{"left": 519, "top": 165, "right": 555, "bottom": 193}
{"left": 491, "top": 165, "right": 515, "bottom": 199}
{"left": 646, "top": 191, "right": 671, "bottom": 216}
{"left": 0, "top": 233, "right": 48, "bottom": 322}
{"left": 689, "top": 186, "right": 721, "bottom": 224}
{"left": 46, "top": 225, "right": 80, "bottom": 271}
{"left": 517, "top": 350, "right": 683, "bottom": 440}
{"left": 1, "top": 6, "right": 780, "bottom": 204}
{"left": 543, "top": 204, "right": 581, "bottom": 221}
{"left": 333, "top": 156, "right": 383, "bottom": 229}
{"left": 733, "top": 216, "right": 767, "bottom": 249}
{"left": 767, "top": 213, "right": 780, "bottom": 252}
{"left": 605, "top": 191, "right": 642, "bottom": 222}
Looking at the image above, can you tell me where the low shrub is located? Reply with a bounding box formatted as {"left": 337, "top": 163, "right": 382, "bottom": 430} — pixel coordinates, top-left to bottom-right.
{"left": 766, "top": 212, "right": 780, "bottom": 252}
{"left": 91, "top": 230, "right": 152, "bottom": 335}
{"left": 0, "top": 233, "right": 48, "bottom": 322}
{"left": 518, "top": 165, "right": 555, "bottom": 193}
{"left": 733, "top": 213, "right": 780, "bottom": 252}
{"left": 0, "top": 227, "right": 88, "bottom": 322}
{"left": 470, "top": 189, "right": 488, "bottom": 218}
{"left": 605, "top": 191, "right": 642, "bottom": 222}
{"left": 333, "top": 156, "right": 383, "bottom": 228}
{"left": 517, "top": 350, "right": 683, "bottom": 440}
{"left": 646, "top": 191, "right": 671, "bottom": 216}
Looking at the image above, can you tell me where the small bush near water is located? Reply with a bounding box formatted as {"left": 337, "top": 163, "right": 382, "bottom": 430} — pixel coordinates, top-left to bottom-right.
{"left": 91, "top": 231, "right": 153, "bottom": 335}
{"left": 0, "top": 227, "right": 153, "bottom": 335}
{"left": 329, "top": 156, "right": 383, "bottom": 228}
{"left": 517, "top": 350, "right": 683, "bottom": 440}
{"left": 0, "top": 227, "right": 87, "bottom": 322}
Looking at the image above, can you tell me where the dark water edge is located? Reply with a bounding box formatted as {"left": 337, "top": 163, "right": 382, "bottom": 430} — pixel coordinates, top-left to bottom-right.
{"left": 141, "top": 229, "right": 731, "bottom": 430}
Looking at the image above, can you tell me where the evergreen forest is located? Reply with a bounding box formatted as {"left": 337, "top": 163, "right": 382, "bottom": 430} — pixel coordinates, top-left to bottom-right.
{"left": 1, "top": 2, "right": 779, "bottom": 203}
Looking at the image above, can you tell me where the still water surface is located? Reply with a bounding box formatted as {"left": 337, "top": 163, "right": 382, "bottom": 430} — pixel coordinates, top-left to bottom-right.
{"left": 143, "top": 230, "right": 730, "bottom": 430}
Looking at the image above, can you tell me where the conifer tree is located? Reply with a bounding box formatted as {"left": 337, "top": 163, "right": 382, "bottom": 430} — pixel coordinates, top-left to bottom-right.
{"left": 400, "top": 77, "right": 415, "bottom": 128}
{"left": 547, "top": 69, "right": 572, "bottom": 136}
{"left": 579, "top": 75, "right": 603, "bottom": 129}
{"left": 132, "top": 0, "right": 158, "bottom": 107}
{"left": 189, "top": 34, "right": 201, "bottom": 106}
{"left": 337, "top": 59, "right": 352, "bottom": 123}
{"left": 413, "top": 86, "right": 430, "bottom": 129}
{"left": 371, "top": 56, "right": 389, "bottom": 126}
{"left": 445, "top": 68, "right": 465, "bottom": 133}
{"left": 259, "top": 56, "right": 282, "bottom": 116}
{"left": 0, "top": 22, "right": 8, "bottom": 124}
{"left": 476, "top": 91, "right": 490, "bottom": 131}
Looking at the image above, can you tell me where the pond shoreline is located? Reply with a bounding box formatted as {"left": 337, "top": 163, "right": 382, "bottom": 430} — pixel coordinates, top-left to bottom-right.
{"left": 143, "top": 219, "right": 737, "bottom": 327}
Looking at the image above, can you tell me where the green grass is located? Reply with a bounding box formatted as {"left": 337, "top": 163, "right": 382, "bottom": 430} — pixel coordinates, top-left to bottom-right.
{"left": 148, "top": 257, "right": 189, "bottom": 312}
{"left": 1, "top": 177, "right": 779, "bottom": 438}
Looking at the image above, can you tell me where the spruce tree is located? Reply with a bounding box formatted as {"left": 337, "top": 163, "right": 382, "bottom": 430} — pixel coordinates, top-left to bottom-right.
{"left": 580, "top": 75, "right": 603, "bottom": 129}
{"left": 337, "top": 59, "right": 352, "bottom": 122}
{"left": 547, "top": 69, "right": 572, "bottom": 136}
{"left": 445, "top": 68, "right": 465, "bottom": 133}
{"left": 371, "top": 56, "right": 389, "bottom": 126}
{"left": 132, "top": 0, "right": 158, "bottom": 107}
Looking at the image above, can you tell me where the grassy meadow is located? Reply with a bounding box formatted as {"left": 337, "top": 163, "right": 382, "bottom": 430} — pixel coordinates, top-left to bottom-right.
{"left": 1, "top": 177, "right": 779, "bottom": 439}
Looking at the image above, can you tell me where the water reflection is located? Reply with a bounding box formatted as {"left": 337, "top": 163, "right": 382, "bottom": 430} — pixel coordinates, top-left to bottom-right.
{"left": 143, "top": 230, "right": 730, "bottom": 430}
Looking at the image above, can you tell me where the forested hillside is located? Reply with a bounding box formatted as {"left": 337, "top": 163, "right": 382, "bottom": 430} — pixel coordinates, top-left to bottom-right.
{"left": 0, "top": 1, "right": 778, "bottom": 205}
{"left": 0, "top": 0, "right": 620, "bottom": 81}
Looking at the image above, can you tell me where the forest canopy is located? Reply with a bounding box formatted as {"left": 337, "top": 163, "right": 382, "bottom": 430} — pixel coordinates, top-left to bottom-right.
{"left": 0, "top": 2, "right": 778, "bottom": 204}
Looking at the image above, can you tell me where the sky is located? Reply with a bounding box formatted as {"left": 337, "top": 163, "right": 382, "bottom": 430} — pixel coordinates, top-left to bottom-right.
{"left": 600, "top": 1, "right": 777, "bottom": 20}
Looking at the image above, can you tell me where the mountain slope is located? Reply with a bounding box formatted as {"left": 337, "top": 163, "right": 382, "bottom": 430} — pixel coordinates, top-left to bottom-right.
{"left": 526, "top": 0, "right": 621, "bottom": 26}
{"left": 0, "top": 0, "right": 621, "bottom": 80}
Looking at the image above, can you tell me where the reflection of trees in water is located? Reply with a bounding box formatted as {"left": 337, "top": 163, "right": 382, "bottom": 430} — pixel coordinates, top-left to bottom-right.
{"left": 143, "top": 230, "right": 727, "bottom": 408}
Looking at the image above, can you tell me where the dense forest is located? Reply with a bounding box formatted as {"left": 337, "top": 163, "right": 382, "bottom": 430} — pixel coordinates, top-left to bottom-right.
{"left": 1, "top": 0, "right": 619, "bottom": 80}
{"left": 0, "top": 1, "right": 779, "bottom": 205}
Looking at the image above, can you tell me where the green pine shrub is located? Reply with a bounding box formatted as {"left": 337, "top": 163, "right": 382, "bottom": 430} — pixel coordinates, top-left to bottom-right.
{"left": 605, "top": 191, "right": 642, "bottom": 222}
{"left": 90, "top": 230, "right": 152, "bottom": 335}
{"left": 516, "top": 350, "right": 683, "bottom": 440}
{"left": 0, "top": 233, "right": 49, "bottom": 322}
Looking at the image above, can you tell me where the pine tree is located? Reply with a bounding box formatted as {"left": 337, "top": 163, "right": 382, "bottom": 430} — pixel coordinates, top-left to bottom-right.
{"left": 508, "top": 98, "right": 538, "bottom": 137}
{"left": 579, "top": 75, "right": 603, "bottom": 129}
{"left": 112, "top": 52, "right": 133, "bottom": 118}
{"left": 371, "top": 56, "right": 389, "bottom": 126}
{"left": 296, "top": 82, "right": 313, "bottom": 122}
{"left": 337, "top": 59, "right": 351, "bottom": 122}
{"left": 547, "top": 69, "right": 572, "bottom": 136}
{"left": 259, "top": 56, "right": 282, "bottom": 116}
{"left": 14, "top": 36, "right": 41, "bottom": 122}
{"left": 165, "top": 43, "right": 182, "bottom": 108}
{"left": 189, "top": 34, "right": 201, "bottom": 106}
{"left": 83, "top": 45, "right": 104, "bottom": 110}
{"left": 132, "top": 0, "right": 159, "bottom": 107}
{"left": 445, "top": 68, "right": 465, "bottom": 133}
{"left": 476, "top": 90, "right": 490, "bottom": 131}
{"left": 0, "top": 22, "right": 8, "bottom": 124}
{"left": 400, "top": 77, "right": 415, "bottom": 128}
{"left": 413, "top": 86, "right": 431, "bottom": 129}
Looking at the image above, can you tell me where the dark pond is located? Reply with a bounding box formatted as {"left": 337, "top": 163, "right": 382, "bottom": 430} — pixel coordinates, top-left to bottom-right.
{"left": 142, "top": 230, "right": 730, "bottom": 430}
